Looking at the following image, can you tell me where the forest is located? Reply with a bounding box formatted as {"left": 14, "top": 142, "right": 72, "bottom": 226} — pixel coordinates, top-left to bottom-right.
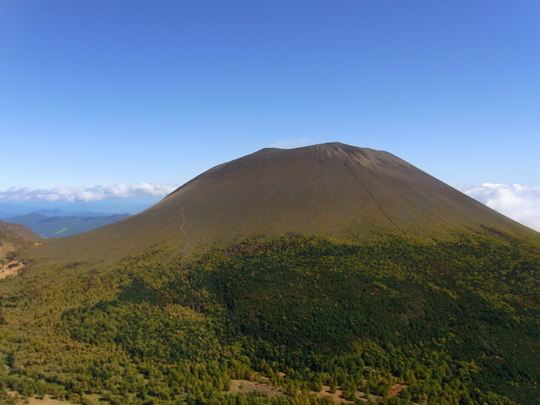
{"left": 1, "top": 231, "right": 539, "bottom": 405}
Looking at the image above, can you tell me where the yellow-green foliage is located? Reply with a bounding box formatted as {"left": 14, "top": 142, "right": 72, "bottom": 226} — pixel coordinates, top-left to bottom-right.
{"left": 1, "top": 233, "right": 539, "bottom": 405}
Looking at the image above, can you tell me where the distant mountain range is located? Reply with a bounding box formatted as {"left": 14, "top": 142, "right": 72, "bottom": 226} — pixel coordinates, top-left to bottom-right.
{"left": 4, "top": 212, "right": 131, "bottom": 238}
{"left": 27, "top": 208, "right": 128, "bottom": 218}
{"left": 0, "top": 196, "right": 159, "bottom": 219}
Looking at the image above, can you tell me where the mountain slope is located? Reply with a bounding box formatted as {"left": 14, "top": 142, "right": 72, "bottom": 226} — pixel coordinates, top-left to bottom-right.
{"left": 0, "top": 219, "right": 42, "bottom": 244}
{"left": 0, "top": 220, "right": 41, "bottom": 279}
{"left": 32, "top": 143, "right": 536, "bottom": 262}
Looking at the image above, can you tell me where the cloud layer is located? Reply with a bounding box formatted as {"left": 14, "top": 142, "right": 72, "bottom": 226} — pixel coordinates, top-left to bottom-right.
{"left": 0, "top": 183, "right": 177, "bottom": 203}
{"left": 454, "top": 183, "right": 540, "bottom": 232}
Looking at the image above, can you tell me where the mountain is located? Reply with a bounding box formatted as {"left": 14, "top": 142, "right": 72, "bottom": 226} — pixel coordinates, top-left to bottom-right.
{"left": 30, "top": 209, "right": 130, "bottom": 217}
{"left": 1, "top": 143, "right": 540, "bottom": 405}
{"left": 32, "top": 142, "right": 536, "bottom": 262}
{"left": 0, "top": 219, "right": 42, "bottom": 244}
{"left": 0, "top": 220, "right": 41, "bottom": 279}
{"left": 0, "top": 198, "right": 158, "bottom": 220}
{"left": 6, "top": 213, "right": 131, "bottom": 238}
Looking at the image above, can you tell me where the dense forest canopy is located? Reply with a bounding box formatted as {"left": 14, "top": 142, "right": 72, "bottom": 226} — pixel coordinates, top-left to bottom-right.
{"left": 1, "top": 231, "right": 539, "bottom": 405}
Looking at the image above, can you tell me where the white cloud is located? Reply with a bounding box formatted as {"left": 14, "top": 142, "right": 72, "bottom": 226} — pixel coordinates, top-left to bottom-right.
{"left": 270, "top": 138, "right": 311, "bottom": 149}
{"left": 454, "top": 183, "right": 540, "bottom": 232}
{"left": 0, "top": 183, "right": 177, "bottom": 203}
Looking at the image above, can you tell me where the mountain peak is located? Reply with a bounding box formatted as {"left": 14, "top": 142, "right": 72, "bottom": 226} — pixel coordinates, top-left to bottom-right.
{"left": 34, "top": 142, "right": 536, "bottom": 262}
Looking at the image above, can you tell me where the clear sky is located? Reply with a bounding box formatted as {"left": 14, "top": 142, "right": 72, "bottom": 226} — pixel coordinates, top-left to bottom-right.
{"left": 1, "top": 1, "right": 539, "bottom": 227}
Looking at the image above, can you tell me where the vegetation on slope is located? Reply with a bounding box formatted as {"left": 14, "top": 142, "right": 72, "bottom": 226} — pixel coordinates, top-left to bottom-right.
{"left": 0, "top": 220, "right": 41, "bottom": 281}
{"left": 1, "top": 232, "right": 539, "bottom": 405}
{"left": 0, "top": 220, "right": 42, "bottom": 244}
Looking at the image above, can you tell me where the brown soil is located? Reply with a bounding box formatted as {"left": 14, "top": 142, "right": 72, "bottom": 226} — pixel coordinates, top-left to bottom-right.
{"left": 315, "top": 386, "right": 351, "bottom": 403}
{"left": 314, "top": 385, "right": 380, "bottom": 403}
{"left": 7, "top": 392, "right": 73, "bottom": 405}
{"left": 388, "top": 384, "right": 407, "bottom": 397}
{"left": 27, "top": 395, "right": 74, "bottom": 405}
{"left": 0, "top": 259, "right": 24, "bottom": 279}
{"left": 228, "top": 381, "right": 409, "bottom": 403}
{"left": 0, "top": 242, "right": 22, "bottom": 278}
{"left": 229, "top": 380, "right": 282, "bottom": 397}
{"left": 7, "top": 382, "right": 410, "bottom": 404}
{"left": 309, "top": 383, "right": 411, "bottom": 403}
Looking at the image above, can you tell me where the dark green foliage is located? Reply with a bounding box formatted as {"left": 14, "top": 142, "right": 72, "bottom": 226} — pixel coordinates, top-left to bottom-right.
{"left": 1, "top": 233, "right": 539, "bottom": 404}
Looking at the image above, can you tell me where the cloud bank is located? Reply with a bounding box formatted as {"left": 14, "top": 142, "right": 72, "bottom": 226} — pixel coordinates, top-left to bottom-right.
{"left": 0, "top": 183, "right": 177, "bottom": 203}
{"left": 454, "top": 183, "right": 540, "bottom": 232}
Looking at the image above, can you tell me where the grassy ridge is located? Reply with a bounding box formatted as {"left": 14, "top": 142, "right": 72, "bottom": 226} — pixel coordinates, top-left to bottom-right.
{"left": 1, "top": 232, "right": 539, "bottom": 404}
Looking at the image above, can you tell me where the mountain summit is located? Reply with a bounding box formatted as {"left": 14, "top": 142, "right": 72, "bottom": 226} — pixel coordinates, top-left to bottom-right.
{"left": 40, "top": 142, "right": 534, "bottom": 261}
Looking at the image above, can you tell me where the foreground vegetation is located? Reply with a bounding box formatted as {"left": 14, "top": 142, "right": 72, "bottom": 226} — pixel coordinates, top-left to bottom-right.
{"left": 1, "top": 231, "right": 539, "bottom": 405}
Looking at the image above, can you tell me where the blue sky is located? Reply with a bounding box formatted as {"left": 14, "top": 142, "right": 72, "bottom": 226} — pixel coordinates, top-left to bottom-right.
{"left": 1, "top": 1, "right": 539, "bottom": 228}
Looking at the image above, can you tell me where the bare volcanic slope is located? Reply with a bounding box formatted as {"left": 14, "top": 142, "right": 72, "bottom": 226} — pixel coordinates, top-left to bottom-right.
{"left": 33, "top": 143, "right": 537, "bottom": 262}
